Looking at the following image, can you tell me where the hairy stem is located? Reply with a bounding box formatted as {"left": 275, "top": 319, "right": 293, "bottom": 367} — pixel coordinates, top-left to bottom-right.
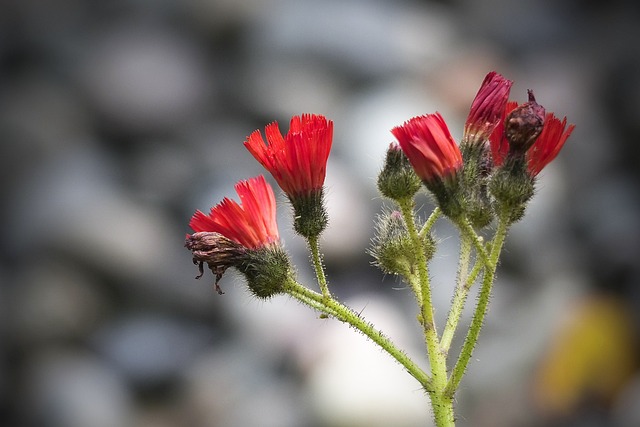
{"left": 284, "top": 279, "right": 432, "bottom": 390}
{"left": 440, "top": 233, "right": 473, "bottom": 355}
{"left": 308, "top": 236, "right": 330, "bottom": 298}
{"left": 444, "top": 209, "right": 510, "bottom": 397}
{"left": 398, "top": 200, "right": 454, "bottom": 427}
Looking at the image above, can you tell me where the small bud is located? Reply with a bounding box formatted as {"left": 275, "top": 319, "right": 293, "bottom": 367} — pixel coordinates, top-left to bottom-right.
{"left": 505, "top": 90, "right": 545, "bottom": 155}
{"left": 370, "top": 210, "right": 435, "bottom": 277}
{"left": 377, "top": 143, "right": 421, "bottom": 201}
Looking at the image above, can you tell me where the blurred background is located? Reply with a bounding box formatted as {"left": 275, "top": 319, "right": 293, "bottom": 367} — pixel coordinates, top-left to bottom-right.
{"left": 1, "top": 0, "right": 640, "bottom": 426}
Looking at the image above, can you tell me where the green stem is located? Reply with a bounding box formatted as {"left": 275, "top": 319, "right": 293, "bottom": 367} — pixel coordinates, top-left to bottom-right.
{"left": 440, "top": 233, "right": 472, "bottom": 356}
{"left": 444, "top": 209, "right": 510, "bottom": 397}
{"left": 398, "top": 200, "right": 454, "bottom": 427}
{"left": 457, "top": 219, "right": 490, "bottom": 267}
{"left": 407, "top": 271, "right": 423, "bottom": 307}
{"left": 308, "top": 236, "right": 330, "bottom": 298}
{"left": 419, "top": 207, "right": 441, "bottom": 238}
{"left": 284, "top": 279, "right": 432, "bottom": 390}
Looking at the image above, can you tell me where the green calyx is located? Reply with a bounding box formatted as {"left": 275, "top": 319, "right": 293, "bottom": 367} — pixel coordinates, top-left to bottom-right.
{"left": 489, "top": 155, "right": 535, "bottom": 224}
{"left": 239, "top": 245, "right": 294, "bottom": 299}
{"left": 459, "top": 141, "right": 494, "bottom": 229}
{"left": 290, "top": 189, "right": 328, "bottom": 239}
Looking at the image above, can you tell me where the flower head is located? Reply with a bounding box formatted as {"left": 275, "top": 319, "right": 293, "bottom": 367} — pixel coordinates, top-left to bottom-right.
{"left": 392, "top": 113, "right": 464, "bottom": 219}
{"left": 391, "top": 113, "right": 463, "bottom": 185}
{"left": 490, "top": 99, "right": 574, "bottom": 176}
{"left": 489, "top": 101, "right": 518, "bottom": 168}
{"left": 464, "top": 71, "right": 513, "bottom": 145}
{"left": 244, "top": 114, "right": 333, "bottom": 198}
{"left": 526, "top": 113, "right": 575, "bottom": 176}
{"left": 185, "top": 176, "right": 287, "bottom": 295}
{"left": 189, "top": 175, "right": 279, "bottom": 249}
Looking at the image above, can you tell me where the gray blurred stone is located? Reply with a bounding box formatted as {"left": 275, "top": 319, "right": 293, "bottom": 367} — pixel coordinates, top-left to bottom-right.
{"left": 304, "top": 293, "right": 432, "bottom": 427}
{"left": 4, "top": 143, "right": 216, "bottom": 309}
{"left": 78, "top": 23, "right": 212, "bottom": 134}
{"left": 23, "top": 350, "right": 134, "bottom": 427}
{"left": 244, "top": 0, "right": 455, "bottom": 79}
{"left": 340, "top": 79, "right": 457, "bottom": 179}
{"left": 130, "top": 139, "right": 197, "bottom": 206}
{"left": 8, "top": 259, "right": 109, "bottom": 346}
{"left": 182, "top": 344, "right": 308, "bottom": 427}
{"left": 92, "top": 314, "right": 213, "bottom": 387}
{"left": 612, "top": 374, "right": 640, "bottom": 427}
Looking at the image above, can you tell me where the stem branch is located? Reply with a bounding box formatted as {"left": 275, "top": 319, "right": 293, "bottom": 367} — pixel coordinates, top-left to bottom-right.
{"left": 308, "top": 236, "right": 330, "bottom": 298}
{"left": 444, "top": 209, "right": 510, "bottom": 397}
{"left": 285, "top": 279, "right": 432, "bottom": 390}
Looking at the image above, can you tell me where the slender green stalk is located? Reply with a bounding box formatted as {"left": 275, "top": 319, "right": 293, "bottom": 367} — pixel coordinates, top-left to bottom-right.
{"left": 465, "top": 258, "right": 484, "bottom": 290}
{"left": 284, "top": 279, "right": 433, "bottom": 390}
{"left": 439, "top": 233, "right": 472, "bottom": 355}
{"left": 457, "top": 219, "right": 490, "bottom": 267}
{"left": 308, "top": 236, "right": 330, "bottom": 298}
{"left": 407, "top": 271, "right": 423, "bottom": 307}
{"left": 419, "top": 207, "right": 441, "bottom": 238}
{"left": 444, "top": 209, "right": 510, "bottom": 397}
{"left": 398, "top": 199, "right": 454, "bottom": 427}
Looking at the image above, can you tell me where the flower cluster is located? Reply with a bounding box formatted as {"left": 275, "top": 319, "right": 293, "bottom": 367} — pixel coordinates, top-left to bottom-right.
{"left": 184, "top": 71, "right": 575, "bottom": 426}
{"left": 185, "top": 114, "right": 334, "bottom": 296}
{"left": 388, "top": 71, "right": 575, "bottom": 225}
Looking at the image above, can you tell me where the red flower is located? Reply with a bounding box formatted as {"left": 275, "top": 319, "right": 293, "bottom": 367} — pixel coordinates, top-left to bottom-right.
{"left": 489, "top": 101, "right": 518, "bottom": 167}
{"left": 189, "top": 175, "right": 279, "bottom": 249}
{"left": 490, "top": 103, "right": 575, "bottom": 176}
{"left": 244, "top": 114, "right": 333, "bottom": 198}
{"left": 464, "top": 71, "right": 513, "bottom": 145}
{"left": 391, "top": 113, "right": 463, "bottom": 184}
{"left": 526, "top": 113, "right": 575, "bottom": 176}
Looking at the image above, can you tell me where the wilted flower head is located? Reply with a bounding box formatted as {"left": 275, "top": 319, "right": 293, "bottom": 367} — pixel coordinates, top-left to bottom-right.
{"left": 504, "top": 90, "right": 546, "bottom": 155}
{"left": 490, "top": 97, "right": 574, "bottom": 176}
{"left": 185, "top": 175, "right": 285, "bottom": 295}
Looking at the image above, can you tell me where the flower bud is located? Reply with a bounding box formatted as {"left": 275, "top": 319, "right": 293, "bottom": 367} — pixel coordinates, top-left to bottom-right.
{"left": 377, "top": 143, "right": 421, "bottom": 201}
{"left": 370, "top": 210, "right": 435, "bottom": 277}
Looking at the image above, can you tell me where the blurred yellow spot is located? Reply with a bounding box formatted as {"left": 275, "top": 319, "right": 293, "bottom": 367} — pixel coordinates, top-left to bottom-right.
{"left": 533, "top": 294, "right": 637, "bottom": 416}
